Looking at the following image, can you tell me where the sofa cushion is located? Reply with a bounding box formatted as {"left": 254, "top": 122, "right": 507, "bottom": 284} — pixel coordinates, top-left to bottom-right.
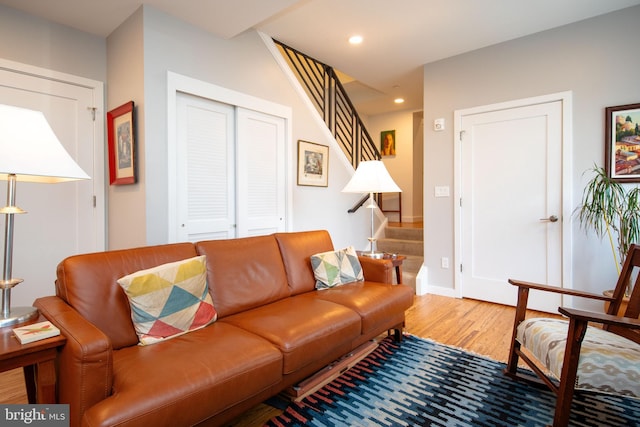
{"left": 117, "top": 255, "right": 217, "bottom": 345}
{"left": 275, "top": 230, "right": 335, "bottom": 295}
{"left": 311, "top": 246, "right": 364, "bottom": 289}
{"left": 312, "top": 282, "right": 413, "bottom": 340}
{"left": 83, "top": 322, "right": 283, "bottom": 427}
{"left": 55, "top": 242, "right": 199, "bottom": 349}
{"left": 196, "top": 235, "right": 290, "bottom": 318}
{"left": 221, "top": 296, "right": 361, "bottom": 374}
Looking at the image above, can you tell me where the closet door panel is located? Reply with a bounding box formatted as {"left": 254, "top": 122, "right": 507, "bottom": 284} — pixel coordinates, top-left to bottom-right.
{"left": 177, "top": 93, "right": 236, "bottom": 241}
{"left": 236, "top": 108, "right": 286, "bottom": 237}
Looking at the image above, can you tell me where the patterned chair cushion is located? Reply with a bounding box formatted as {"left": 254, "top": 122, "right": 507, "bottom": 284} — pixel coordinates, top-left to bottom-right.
{"left": 311, "top": 246, "right": 364, "bottom": 289}
{"left": 517, "top": 318, "right": 640, "bottom": 397}
{"left": 117, "top": 255, "right": 217, "bottom": 345}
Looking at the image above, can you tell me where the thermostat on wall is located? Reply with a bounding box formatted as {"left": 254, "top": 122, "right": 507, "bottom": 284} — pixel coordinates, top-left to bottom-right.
{"left": 434, "top": 118, "right": 445, "bottom": 131}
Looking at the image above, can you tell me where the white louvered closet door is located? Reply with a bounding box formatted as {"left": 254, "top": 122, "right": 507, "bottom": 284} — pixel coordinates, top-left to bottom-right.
{"left": 175, "top": 92, "right": 286, "bottom": 241}
{"left": 236, "top": 108, "right": 286, "bottom": 236}
{"left": 176, "top": 92, "right": 236, "bottom": 241}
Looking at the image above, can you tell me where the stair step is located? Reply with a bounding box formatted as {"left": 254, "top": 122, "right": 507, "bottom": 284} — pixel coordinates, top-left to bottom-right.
{"left": 385, "top": 226, "right": 423, "bottom": 241}
{"left": 401, "top": 255, "right": 423, "bottom": 274}
{"left": 377, "top": 238, "right": 422, "bottom": 257}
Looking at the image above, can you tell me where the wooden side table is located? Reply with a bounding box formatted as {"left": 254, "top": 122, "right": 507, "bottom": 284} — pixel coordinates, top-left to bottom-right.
{"left": 0, "top": 315, "right": 66, "bottom": 403}
{"left": 358, "top": 252, "right": 406, "bottom": 284}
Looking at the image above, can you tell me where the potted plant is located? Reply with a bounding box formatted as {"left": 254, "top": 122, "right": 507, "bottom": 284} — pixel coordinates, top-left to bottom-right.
{"left": 577, "top": 164, "right": 640, "bottom": 296}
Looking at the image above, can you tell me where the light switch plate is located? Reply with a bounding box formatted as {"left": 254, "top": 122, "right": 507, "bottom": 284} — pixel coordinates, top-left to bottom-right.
{"left": 434, "top": 118, "right": 445, "bottom": 131}
{"left": 434, "top": 186, "right": 450, "bottom": 197}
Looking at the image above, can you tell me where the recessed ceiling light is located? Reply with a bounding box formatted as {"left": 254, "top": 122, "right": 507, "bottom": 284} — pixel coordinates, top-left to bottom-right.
{"left": 394, "top": 98, "right": 405, "bottom": 104}
{"left": 349, "top": 35, "right": 363, "bottom": 45}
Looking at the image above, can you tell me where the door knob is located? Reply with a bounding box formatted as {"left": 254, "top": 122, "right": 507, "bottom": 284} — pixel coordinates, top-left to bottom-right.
{"left": 539, "top": 215, "right": 558, "bottom": 222}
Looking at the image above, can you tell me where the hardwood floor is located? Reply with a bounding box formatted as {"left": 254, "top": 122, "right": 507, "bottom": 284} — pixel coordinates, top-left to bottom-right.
{"left": 0, "top": 294, "right": 558, "bottom": 425}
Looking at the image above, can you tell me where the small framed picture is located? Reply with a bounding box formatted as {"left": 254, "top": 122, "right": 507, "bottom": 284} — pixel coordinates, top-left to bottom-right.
{"left": 297, "top": 140, "right": 329, "bottom": 187}
{"left": 381, "top": 130, "right": 396, "bottom": 156}
{"left": 605, "top": 103, "right": 640, "bottom": 182}
{"left": 107, "top": 101, "right": 136, "bottom": 185}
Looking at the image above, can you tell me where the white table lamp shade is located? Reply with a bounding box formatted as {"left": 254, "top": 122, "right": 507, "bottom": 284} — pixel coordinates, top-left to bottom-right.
{"left": 342, "top": 160, "right": 401, "bottom": 194}
{"left": 342, "top": 160, "right": 401, "bottom": 259}
{"left": 0, "top": 104, "right": 90, "bottom": 182}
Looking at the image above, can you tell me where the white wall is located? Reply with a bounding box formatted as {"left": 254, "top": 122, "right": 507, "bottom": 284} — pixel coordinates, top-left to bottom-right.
{"left": 423, "top": 5, "right": 640, "bottom": 304}
{"left": 367, "top": 110, "right": 422, "bottom": 223}
{"left": 108, "top": 5, "right": 372, "bottom": 250}
{"left": 0, "top": 5, "right": 106, "bottom": 82}
{"left": 107, "top": 8, "right": 146, "bottom": 250}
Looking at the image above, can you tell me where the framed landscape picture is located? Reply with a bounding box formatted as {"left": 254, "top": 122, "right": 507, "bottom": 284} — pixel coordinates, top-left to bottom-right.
{"left": 605, "top": 103, "right": 640, "bottom": 182}
{"left": 107, "top": 101, "right": 136, "bottom": 185}
{"left": 297, "top": 140, "right": 328, "bottom": 187}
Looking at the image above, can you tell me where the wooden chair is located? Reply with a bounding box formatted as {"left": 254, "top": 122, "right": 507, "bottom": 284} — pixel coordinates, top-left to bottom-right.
{"left": 504, "top": 244, "right": 640, "bottom": 427}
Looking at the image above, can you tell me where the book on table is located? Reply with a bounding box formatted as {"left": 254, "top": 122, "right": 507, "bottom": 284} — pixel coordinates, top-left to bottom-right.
{"left": 12, "top": 320, "right": 60, "bottom": 344}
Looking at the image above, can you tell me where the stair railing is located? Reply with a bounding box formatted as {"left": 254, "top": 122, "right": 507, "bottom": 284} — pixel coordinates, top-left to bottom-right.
{"left": 274, "top": 39, "right": 380, "bottom": 169}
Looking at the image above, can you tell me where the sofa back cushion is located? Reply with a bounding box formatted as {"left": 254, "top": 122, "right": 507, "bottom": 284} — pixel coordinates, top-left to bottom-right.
{"left": 196, "top": 235, "right": 290, "bottom": 317}
{"left": 55, "top": 243, "right": 198, "bottom": 349}
{"left": 275, "top": 230, "right": 334, "bottom": 295}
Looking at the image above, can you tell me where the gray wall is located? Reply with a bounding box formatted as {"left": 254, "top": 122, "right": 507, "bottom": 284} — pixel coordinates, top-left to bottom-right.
{"left": 423, "top": 5, "right": 640, "bottom": 302}
{"left": 108, "top": 5, "right": 372, "bottom": 250}
{"left": 0, "top": 5, "right": 106, "bottom": 82}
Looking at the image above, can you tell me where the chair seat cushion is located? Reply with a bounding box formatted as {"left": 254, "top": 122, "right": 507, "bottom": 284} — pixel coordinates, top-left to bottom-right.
{"left": 517, "top": 318, "right": 640, "bottom": 397}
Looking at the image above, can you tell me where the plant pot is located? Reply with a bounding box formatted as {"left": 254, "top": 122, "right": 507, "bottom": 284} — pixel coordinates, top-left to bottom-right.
{"left": 603, "top": 290, "right": 630, "bottom": 316}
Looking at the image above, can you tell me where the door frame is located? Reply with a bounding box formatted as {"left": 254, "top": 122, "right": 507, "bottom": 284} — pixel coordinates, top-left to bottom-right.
{"left": 453, "top": 91, "right": 573, "bottom": 299}
{"left": 166, "top": 71, "right": 293, "bottom": 243}
{"left": 0, "top": 57, "right": 106, "bottom": 251}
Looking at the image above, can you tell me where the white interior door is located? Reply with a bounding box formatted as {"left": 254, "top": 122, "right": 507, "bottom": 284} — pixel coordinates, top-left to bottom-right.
{"left": 0, "top": 62, "right": 104, "bottom": 306}
{"left": 176, "top": 92, "right": 236, "bottom": 241}
{"left": 457, "top": 96, "right": 568, "bottom": 313}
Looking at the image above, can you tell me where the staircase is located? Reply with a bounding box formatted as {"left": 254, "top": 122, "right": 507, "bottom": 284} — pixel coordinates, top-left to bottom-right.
{"left": 377, "top": 225, "right": 423, "bottom": 292}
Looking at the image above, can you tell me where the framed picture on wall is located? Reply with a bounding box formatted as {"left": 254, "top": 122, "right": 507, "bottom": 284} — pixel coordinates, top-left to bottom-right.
{"left": 107, "top": 101, "right": 136, "bottom": 185}
{"left": 605, "top": 102, "right": 640, "bottom": 182}
{"left": 380, "top": 130, "right": 396, "bottom": 156}
{"left": 297, "top": 140, "right": 329, "bottom": 187}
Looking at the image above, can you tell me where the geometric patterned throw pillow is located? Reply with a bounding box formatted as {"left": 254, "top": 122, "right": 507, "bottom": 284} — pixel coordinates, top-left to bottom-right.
{"left": 311, "top": 246, "right": 364, "bottom": 290}
{"left": 117, "top": 255, "right": 217, "bottom": 345}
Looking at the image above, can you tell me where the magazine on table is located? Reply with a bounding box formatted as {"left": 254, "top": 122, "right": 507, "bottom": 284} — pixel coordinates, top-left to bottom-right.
{"left": 13, "top": 320, "right": 60, "bottom": 344}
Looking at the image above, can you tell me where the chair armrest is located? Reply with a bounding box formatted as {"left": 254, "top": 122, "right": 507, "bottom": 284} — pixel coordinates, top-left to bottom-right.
{"left": 508, "top": 278, "right": 613, "bottom": 302}
{"left": 559, "top": 306, "right": 640, "bottom": 330}
{"left": 34, "top": 296, "right": 113, "bottom": 427}
{"left": 359, "top": 256, "right": 393, "bottom": 284}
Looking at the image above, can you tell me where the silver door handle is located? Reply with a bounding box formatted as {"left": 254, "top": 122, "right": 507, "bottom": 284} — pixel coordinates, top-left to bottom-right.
{"left": 539, "top": 215, "right": 558, "bottom": 222}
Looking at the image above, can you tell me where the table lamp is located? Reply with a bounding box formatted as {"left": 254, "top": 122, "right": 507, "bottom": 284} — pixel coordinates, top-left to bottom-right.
{"left": 342, "top": 160, "right": 401, "bottom": 258}
{"left": 0, "top": 104, "right": 90, "bottom": 327}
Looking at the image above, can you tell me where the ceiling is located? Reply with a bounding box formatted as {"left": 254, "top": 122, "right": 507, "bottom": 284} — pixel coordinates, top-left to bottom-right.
{"left": 2, "top": 0, "right": 639, "bottom": 116}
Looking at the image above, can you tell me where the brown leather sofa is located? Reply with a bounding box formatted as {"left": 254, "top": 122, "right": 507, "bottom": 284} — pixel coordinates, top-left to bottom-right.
{"left": 34, "top": 230, "right": 414, "bottom": 427}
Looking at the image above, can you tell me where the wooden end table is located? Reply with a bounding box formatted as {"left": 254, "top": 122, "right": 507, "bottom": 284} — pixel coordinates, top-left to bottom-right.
{"left": 358, "top": 252, "right": 406, "bottom": 284}
{"left": 0, "top": 314, "right": 66, "bottom": 403}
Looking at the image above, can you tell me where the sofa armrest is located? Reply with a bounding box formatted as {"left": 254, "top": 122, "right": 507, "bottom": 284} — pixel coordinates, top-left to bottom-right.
{"left": 358, "top": 256, "right": 394, "bottom": 284}
{"left": 34, "top": 296, "right": 113, "bottom": 427}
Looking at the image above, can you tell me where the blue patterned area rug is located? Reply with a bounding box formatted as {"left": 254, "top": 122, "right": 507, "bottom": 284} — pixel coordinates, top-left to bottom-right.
{"left": 265, "top": 334, "right": 640, "bottom": 427}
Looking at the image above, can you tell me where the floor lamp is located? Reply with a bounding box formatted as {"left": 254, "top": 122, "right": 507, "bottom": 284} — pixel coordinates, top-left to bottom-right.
{"left": 0, "top": 104, "right": 90, "bottom": 327}
{"left": 342, "top": 160, "right": 401, "bottom": 258}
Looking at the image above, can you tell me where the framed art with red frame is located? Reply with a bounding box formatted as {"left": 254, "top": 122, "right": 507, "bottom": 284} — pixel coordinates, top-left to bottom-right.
{"left": 107, "top": 101, "right": 136, "bottom": 185}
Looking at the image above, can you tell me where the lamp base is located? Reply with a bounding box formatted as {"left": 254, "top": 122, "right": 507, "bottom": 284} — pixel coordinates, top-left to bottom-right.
{"left": 0, "top": 306, "right": 39, "bottom": 328}
{"left": 360, "top": 251, "right": 385, "bottom": 259}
